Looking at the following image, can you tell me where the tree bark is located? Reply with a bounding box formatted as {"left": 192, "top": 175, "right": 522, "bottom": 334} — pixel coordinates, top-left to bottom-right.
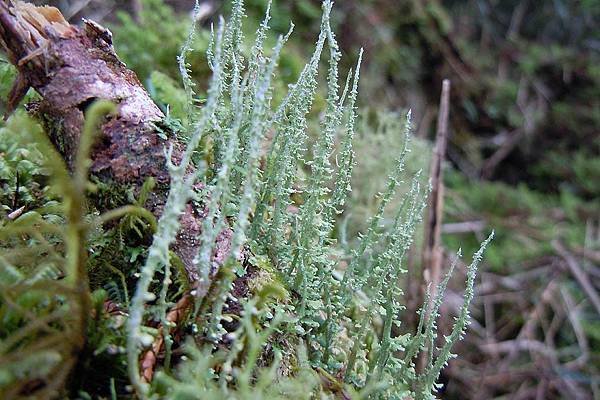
{"left": 0, "top": 0, "right": 228, "bottom": 284}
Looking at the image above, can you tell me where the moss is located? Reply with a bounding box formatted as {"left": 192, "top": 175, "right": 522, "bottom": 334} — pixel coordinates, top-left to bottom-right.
{"left": 246, "top": 253, "right": 290, "bottom": 301}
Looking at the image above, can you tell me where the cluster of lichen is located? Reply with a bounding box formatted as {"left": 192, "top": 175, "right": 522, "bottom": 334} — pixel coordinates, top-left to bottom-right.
{"left": 0, "top": 1, "right": 493, "bottom": 399}
{"left": 125, "top": 1, "right": 492, "bottom": 399}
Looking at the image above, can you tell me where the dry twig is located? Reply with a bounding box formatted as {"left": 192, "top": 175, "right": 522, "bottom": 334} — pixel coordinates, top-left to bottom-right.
{"left": 553, "top": 240, "right": 600, "bottom": 316}
{"left": 140, "top": 294, "right": 193, "bottom": 384}
{"left": 422, "top": 79, "right": 451, "bottom": 305}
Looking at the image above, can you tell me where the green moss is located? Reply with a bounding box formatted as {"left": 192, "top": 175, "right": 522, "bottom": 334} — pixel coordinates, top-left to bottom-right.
{"left": 111, "top": 0, "right": 211, "bottom": 85}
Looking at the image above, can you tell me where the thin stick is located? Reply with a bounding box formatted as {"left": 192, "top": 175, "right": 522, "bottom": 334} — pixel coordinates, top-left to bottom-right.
{"left": 132, "top": 0, "right": 143, "bottom": 23}
{"left": 417, "top": 79, "right": 450, "bottom": 371}
{"left": 553, "top": 240, "right": 600, "bottom": 316}
{"left": 140, "top": 294, "right": 193, "bottom": 384}
{"left": 422, "top": 79, "right": 451, "bottom": 307}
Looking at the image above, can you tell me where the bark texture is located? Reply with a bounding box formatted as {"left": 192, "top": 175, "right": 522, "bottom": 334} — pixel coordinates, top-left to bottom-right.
{"left": 0, "top": 0, "right": 228, "bottom": 284}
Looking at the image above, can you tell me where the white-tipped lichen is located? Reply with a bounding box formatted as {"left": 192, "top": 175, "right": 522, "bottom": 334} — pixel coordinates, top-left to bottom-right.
{"left": 125, "top": 1, "right": 493, "bottom": 399}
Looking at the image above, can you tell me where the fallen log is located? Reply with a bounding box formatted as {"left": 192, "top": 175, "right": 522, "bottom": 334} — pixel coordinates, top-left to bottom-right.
{"left": 0, "top": 0, "right": 228, "bottom": 284}
{"left": 0, "top": 2, "right": 236, "bottom": 390}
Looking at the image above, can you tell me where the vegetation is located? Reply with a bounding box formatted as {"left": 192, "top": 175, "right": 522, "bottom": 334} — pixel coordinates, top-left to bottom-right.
{"left": 1, "top": 0, "right": 598, "bottom": 399}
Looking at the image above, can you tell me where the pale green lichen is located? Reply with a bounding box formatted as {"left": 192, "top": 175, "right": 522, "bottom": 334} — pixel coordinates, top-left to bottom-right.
{"left": 118, "top": 1, "right": 495, "bottom": 398}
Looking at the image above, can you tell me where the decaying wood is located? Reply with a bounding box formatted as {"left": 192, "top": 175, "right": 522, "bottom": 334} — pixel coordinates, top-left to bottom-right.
{"left": 0, "top": 0, "right": 232, "bottom": 284}
{"left": 0, "top": 1, "right": 235, "bottom": 387}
